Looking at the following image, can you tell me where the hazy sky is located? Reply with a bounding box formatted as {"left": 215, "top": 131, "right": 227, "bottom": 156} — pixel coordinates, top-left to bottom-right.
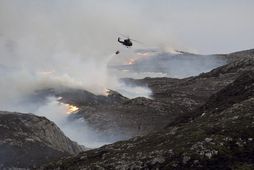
{"left": 0, "top": 0, "right": 253, "bottom": 97}
{"left": 114, "top": 0, "right": 254, "bottom": 54}
{"left": 150, "top": 0, "right": 254, "bottom": 54}
{"left": 0, "top": 0, "right": 253, "bottom": 102}
{"left": 0, "top": 0, "right": 253, "bottom": 54}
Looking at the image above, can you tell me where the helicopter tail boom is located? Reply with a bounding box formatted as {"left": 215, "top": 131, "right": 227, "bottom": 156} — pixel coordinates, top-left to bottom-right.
{"left": 118, "top": 37, "right": 124, "bottom": 43}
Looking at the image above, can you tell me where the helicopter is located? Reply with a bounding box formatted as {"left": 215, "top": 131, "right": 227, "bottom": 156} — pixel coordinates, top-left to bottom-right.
{"left": 117, "top": 33, "right": 142, "bottom": 48}
{"left": 118, "top": 37, "right": 133, "bottom": 47}
{"left": 116, "top": 34, "right": 143, "bottom": 54}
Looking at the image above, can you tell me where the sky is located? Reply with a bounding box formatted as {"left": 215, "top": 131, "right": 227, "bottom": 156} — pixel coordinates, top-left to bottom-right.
{"left": 0, "top": 0, "right": 253, "bottom": 100}
{"left": 117, "top": 0, "right": 254, "bottom": 54}
{"left": 0, "top": 0, "right": 253, "bottom": 99}
{"left": 153, "top": 0, "right": 254, "bottom": 54}
{"left": 0, "top": 0, "right": 253, "bottom": 55}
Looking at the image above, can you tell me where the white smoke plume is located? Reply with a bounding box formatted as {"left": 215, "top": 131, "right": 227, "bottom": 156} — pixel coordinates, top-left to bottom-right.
{"left": 0, "top": 0, "right": 155, "bottom": 147}
{"left": 0, "top": 0, "right": 156, "bottom": 109}
{"left": 0, "top": 0, "right": 252, "bottom": 147}
{"left": 33, "top": 96, "right": 124, "bottom": 148}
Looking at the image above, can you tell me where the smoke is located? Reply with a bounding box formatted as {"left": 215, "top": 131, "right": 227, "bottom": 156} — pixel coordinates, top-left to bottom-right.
{"left": 3, "top": 95, "right": 123, "bottom": 148}
{"left": 113, "top": 51, "right": 227, "bottom": 79}
{"left": 33, "top": 96, "right": 123, "bottom": 148}
{"left": 0, "top": 0, "right": 251, "bottom": 99}
{"left": 0, "top": 0, "right": 155, "bottom": 147}
{"left": 0, "top": 0, "right": 156, "bottom": 108}
{"left": 0, "top": 0, "right": 251, "bottom": 147}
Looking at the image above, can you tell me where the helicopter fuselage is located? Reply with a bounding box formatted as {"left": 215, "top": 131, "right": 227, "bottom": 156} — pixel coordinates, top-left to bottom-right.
{"left": 118, "top": 37, "right": 132, "bottom": 47}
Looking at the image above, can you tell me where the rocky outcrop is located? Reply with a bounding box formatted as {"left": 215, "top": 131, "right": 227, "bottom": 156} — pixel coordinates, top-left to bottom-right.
{"left": 41, "top": 49, "right": 254, "bottom": 169}
{"left": 62, "top": 50, "right": 253, "bottom": 138}
{"left": 0, "top": 112, "right": 84, "bottom": 169}
{"left": 41, "top": 66, "right": 254, "bottom": 170}
{"left": 74, "top": 96, "right": 178, "bottom": 137}
{"left": 29, "top": 50, "right": 253, "bottom": 142}
{"left": 57, "top": 89, "right": 128, "bottom": 107}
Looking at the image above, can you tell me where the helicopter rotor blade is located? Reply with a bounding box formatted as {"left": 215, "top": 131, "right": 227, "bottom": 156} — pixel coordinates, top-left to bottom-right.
{"left": 130, "top": 38, "right": 144, "bottom": 44}
{"left": 117, "top": 32, "right": 129, "bottom": 39}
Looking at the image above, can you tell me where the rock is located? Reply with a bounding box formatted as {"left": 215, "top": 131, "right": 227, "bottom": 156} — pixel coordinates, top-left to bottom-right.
{"left": 0, "top": 112, "right": 85, "bottom": 169}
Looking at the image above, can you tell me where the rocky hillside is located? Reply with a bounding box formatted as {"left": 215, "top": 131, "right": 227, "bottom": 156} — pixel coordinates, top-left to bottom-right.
{"left": 41, "top": 49, "right": 254, "bottom": 169}
{"left": 0, "top": 112, "right": 84, "bottom": 169}
{"left": 55, "top": 49, "right": 253, "bottom": 139}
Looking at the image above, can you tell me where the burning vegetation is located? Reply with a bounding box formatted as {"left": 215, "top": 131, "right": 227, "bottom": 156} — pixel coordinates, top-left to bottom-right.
{"left": 65, "top": 104, "right": 79, "bottom": 114}
{"left": 126, "top": 51, "right": 153, "bottom": 65}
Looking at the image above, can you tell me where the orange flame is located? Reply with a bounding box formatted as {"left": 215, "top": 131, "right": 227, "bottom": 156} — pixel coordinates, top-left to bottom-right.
{"left": 126, "top": 51, "right": 152, "bottom": 65}
{"left": 65, "top": 104, "right": 79, "bottom": 114}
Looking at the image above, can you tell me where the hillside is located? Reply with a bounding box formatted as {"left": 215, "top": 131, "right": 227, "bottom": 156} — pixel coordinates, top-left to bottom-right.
{"left": 0, "top": 112, "right": 85, "bottom": 169}
{"left": 41, "top": 50, "right": 254, "bottom": 169}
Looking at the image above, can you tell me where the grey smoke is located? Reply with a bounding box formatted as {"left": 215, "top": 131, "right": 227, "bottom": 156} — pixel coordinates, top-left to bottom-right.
{"left": 34, "top": 96, "right": 124, "bottom": 148}
{"left": 109, "top": 50, "right": 226, "bottom": 79}
{"left": 0, "top": 0, "right": 251, "bottom": 147}
{"left": 0, "top": 0, "right": 154, "bottom": 147}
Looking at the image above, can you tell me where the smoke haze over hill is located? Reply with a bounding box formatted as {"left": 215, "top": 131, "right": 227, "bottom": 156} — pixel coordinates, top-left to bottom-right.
{"left": 0, "top": 0, "right": 253, "bottom": 147}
